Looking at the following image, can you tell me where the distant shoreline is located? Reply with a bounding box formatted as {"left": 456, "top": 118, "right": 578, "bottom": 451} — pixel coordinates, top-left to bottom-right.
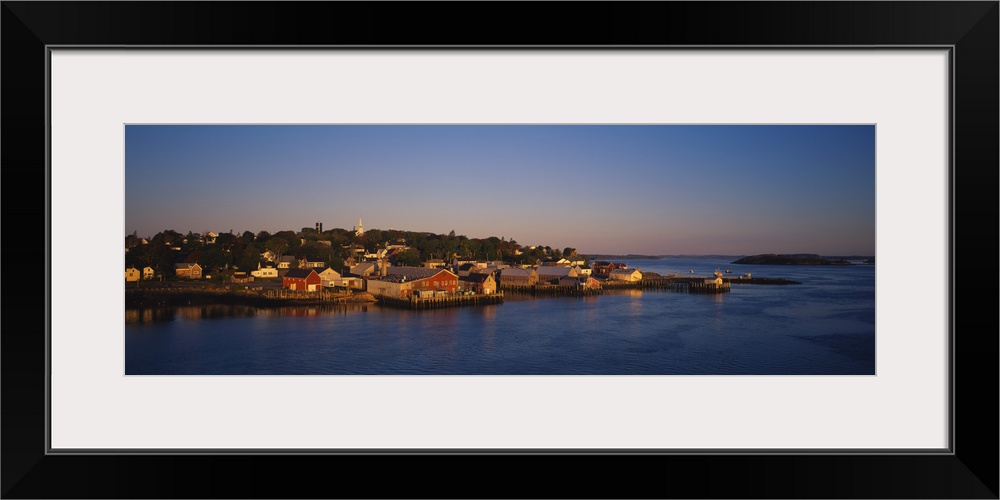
{"left": 731, "top": 254, "right": 872, "bottom": 266}
{"left": 584, "top": 254, "right": 874, "bottom": 261}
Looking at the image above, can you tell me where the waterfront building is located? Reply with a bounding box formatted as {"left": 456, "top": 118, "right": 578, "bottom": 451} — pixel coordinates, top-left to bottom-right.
{"left": 174, "top": 263, "right": 203, "bottom": 279}
{"left": 608, "top": 268, "right": 643, "bottom": 282}
{"left": 498, "top": 267, "right": 539, "bottom": 286}
{"left": 592, "top": 261, "right": 628, "bottom": 276}
{"left": 473, "top": 266, "right": 503, "bottom": 276}
{"left": 456, "top": 263, "right": 479, "bottom": 276}
{"left": 318, "top": 268, "right": 341, "bottom": 288}
{"left": 251, "top": 264, "right": 279, "bottom": 278}
{"left": 535, "top": 265, "right": 579, "bottom": 281}
{"left": 460, "top": 273, "right": 497, "bottom": 294}
{"left": 125, "top": 267, "right": 140, "bottom": 282}
{"left": 231, "top": 271, "right": 253, "bottom": 284}
{"left": 351, "top": 262, "right": 380, "bottom": 277}
{"left": 367, "top": 267, "right": 459, "bottom": 298}
{"left": 282, "top": 268, "right": 321, "bottom": 291}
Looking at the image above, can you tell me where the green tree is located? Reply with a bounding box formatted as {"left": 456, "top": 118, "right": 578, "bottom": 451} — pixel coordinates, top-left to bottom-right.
{"left": 363, "top": 229, "right": 385, "bottom": 251}
{"left": 392, "top": 249, "right": 421, "bottom": 267}
{"left": 327, "top": 256, "right": 346, "bottom": 275}
{"left": 125, "top": 231, "right": 141, "bottom": 251}
{"left": 423, "top": 238, "right": 440, "bottom": 259}
{"left": 215, "top": 232, "right": 237, "bottom": 249}
{"left": 265, "top": 238, "right": 289, "bottom": 262}
{"left": 273, "top": 231, "right": 300, "bottom": 253}
{"left": 201, "top": 246, "right": 231, "bottom": 271}
{"left": 237, "top": 243, "right": 263, "bottom": 271}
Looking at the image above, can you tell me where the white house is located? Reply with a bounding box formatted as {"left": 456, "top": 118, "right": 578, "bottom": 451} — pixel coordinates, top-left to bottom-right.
{"left": 251, "top": 264, "right": 279, "bottom": 278}
{"left": 318, "top": 268, "right": 342, "bottom": 288}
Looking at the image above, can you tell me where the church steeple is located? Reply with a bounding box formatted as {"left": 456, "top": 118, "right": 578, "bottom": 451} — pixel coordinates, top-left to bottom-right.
{"left": 355, "top": 216, "right": 364, "bottom": 237}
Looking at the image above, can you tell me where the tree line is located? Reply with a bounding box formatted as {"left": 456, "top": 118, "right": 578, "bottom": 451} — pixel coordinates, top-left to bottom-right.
{"left": 125, "top": 227, "right": 584, "bottom": 278}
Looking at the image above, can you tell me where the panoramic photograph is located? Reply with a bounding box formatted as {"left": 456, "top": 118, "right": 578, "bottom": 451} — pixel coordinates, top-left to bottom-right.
{"left": 124, "top": 124, "right": 876, "bottom": 375}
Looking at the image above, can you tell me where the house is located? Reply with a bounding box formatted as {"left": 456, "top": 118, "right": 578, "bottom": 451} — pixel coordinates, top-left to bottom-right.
{"left": 608, "top": 268, "right": 643, "bottom": 282}
{"left": 302, "top": 258, "right": 326, "bottom": 269}
{"left": 351, "top": 262, "right": 379, "bottom": 277}
{"left": 231, "top": 271, "right": 253, "bottom": 284}
{"left": 282, "top": 268, "right": 321, "bottom": 291}
{"left": 125, "top": 267, "right": 140, "bottom": 282}
{"left": 455, "top": 263, "right": 479, "bottom": 276}
{"left": 142, "top": 266, "right": 155, "bottom": 280}
{"left": 498, "top": 267, "right": 539, "bottom": 286}
{"left": 459, "top": 273, "right": 497, "bottom": 294}
{"left": 471, "top": 265, "right": 502, "bottom": 277}
{"left": 251, "top": 264, "right": 279, "bottom": 278}
{"left": 592, "top": 261, "right": 628, "bottom": 276}
{"left": 337, "top": 277, "right": 363, "bottom": 289}
{"left": 277, "top": 255, "right": 297, "bottom": 269}
{"left": 318, "top": 268, "right": 342, "bottom": 288}
{"left": 578, "top": 265, "right": 592, "bottom": 276}
{"left": 424, "top": 259, "right": 446, "bottom": 269}
{"left": 174, "top": 263, "right": 203, "bottom": 279}
{"left": 365, "top": 275, "right": 414, "bottom": 299}
{"left": 366, "top": 267, "right": 459, "bottom": 298}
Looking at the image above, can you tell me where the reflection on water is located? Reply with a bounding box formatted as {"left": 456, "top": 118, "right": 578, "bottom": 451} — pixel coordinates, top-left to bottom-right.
{"left": 125, "top": 303, "right": 374, "bottom": 325}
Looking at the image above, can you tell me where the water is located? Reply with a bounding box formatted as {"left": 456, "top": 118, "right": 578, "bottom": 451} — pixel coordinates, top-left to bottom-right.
{"left": 125, "top": 258, "right": 876, "bottom": 375}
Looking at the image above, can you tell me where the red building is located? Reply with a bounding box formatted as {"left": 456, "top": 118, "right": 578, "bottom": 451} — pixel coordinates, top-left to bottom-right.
{"left": 283, "top": 268, "right": 321, "bottom": 291}
{"left": 367, "top": 266, "right": 458, "bottom": 297}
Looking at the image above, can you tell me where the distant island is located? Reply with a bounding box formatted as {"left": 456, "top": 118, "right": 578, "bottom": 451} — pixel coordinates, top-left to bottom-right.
{"left": 731, "top": 254, "right": 856, "bottom": 266}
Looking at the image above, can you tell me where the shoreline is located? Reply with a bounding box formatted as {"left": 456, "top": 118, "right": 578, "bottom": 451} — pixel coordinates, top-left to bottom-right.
{"left": 125, "top": 274, "right": 800, "bottom": 309}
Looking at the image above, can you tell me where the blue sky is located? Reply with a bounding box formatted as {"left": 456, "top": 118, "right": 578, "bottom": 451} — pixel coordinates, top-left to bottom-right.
{"left": 125, "top": 124, "right": 876, "bottom": 256}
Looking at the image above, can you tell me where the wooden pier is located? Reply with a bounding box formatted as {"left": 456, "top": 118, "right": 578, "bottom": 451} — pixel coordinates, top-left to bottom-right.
{"left": 376, "top": 292, "right": 504, "bottom": 310}
{"left": 687, "top": 281, "right": 731, "bottom": 294}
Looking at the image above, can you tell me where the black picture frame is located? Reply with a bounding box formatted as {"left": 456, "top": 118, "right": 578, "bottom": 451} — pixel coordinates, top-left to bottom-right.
{"left": 3, "top": 2, "right": 997, "bottom": 498}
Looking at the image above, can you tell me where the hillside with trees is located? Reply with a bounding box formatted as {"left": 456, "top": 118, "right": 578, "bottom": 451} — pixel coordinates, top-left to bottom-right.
{"left": 125, "top": 226, "right": 587, "bottom": 278}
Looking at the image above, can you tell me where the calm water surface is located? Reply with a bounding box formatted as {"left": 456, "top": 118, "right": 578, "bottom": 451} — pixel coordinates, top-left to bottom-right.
{"left": 125, "top": 258, "right": 876, "bottom": 375}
